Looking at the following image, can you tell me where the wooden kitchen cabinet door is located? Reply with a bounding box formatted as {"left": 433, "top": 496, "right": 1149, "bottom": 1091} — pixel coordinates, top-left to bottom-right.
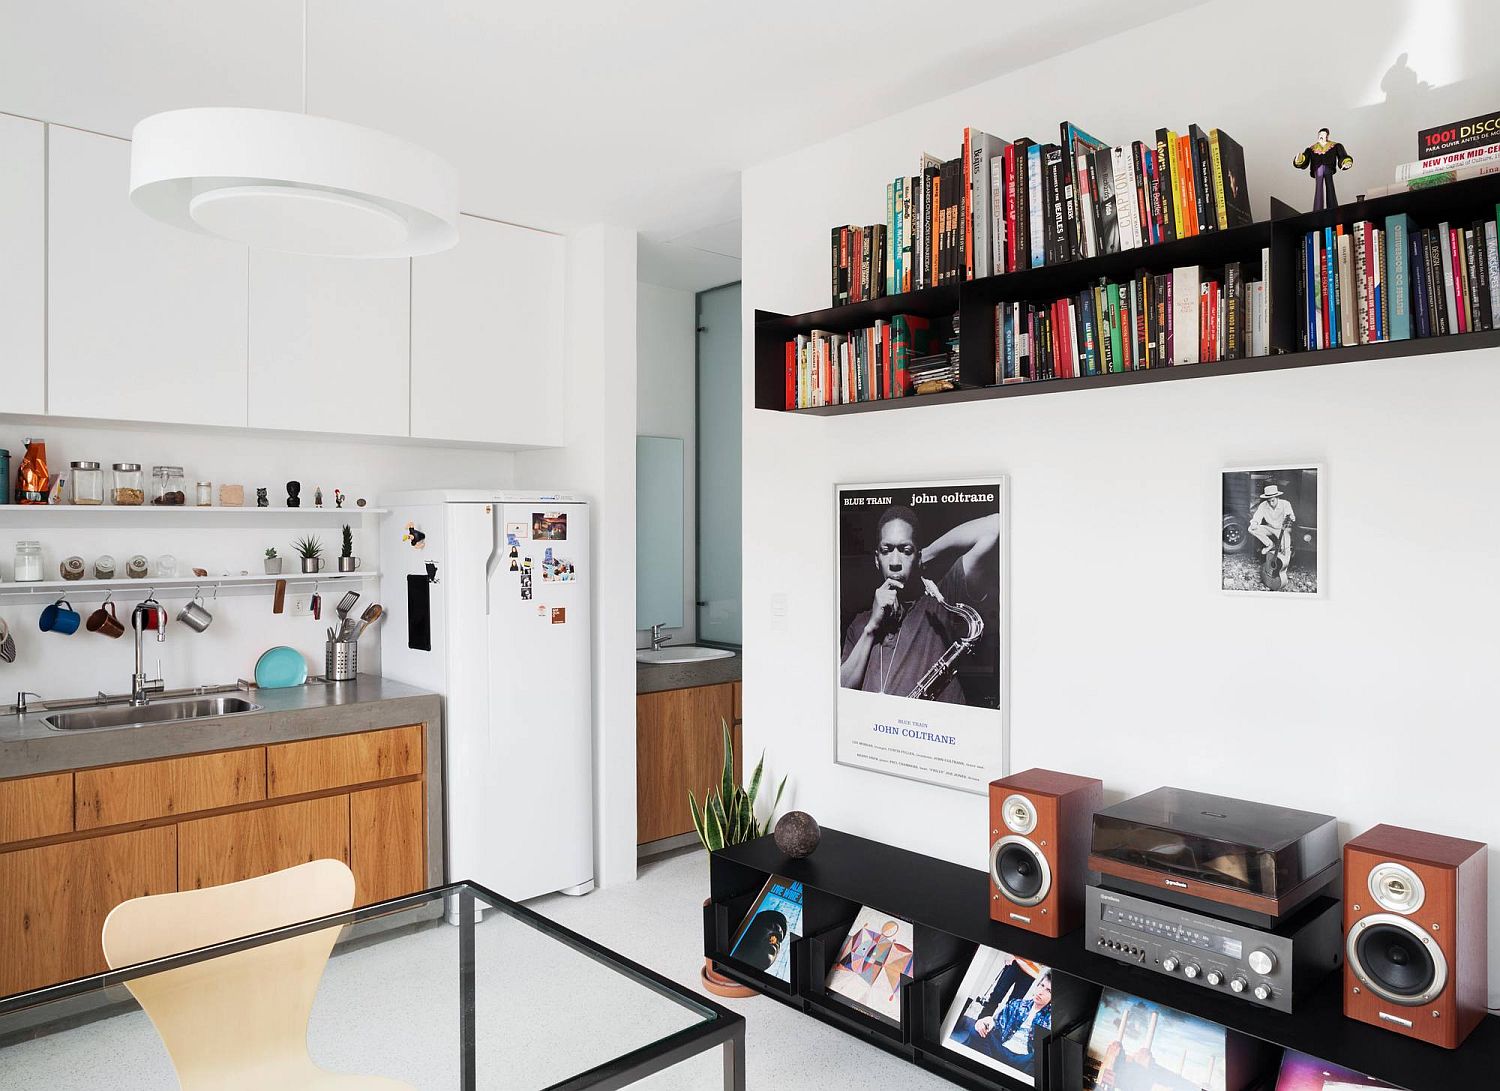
{"left": 75, "top": 747, "right": 266, "bottom": 831}
{"left": 636, "top": 683, "right": 738, "bottom": 845}
{"left": 178, "top": 795, "right": 349, "bottom": 891}
{"left": 267, "top": 725, "right": 422, "bottom": 798}
{"left": 0, "top": 771, "right": 74, "bottom": 845}
{"left": 350, "top": 781, "right": 426, "bottom": 906}
{"left": 0, "top": 825, "right": 176, "bottom": 996}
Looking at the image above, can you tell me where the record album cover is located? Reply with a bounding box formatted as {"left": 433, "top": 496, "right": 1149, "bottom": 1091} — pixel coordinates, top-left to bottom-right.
{"left": 938, "top": 946, "right": 1053, "bottom": 1085}
{"left": 1273, "top": 1049, "right": 1398, "bottom": 1090}
{"left": 727, "top": 875, "right": 804, "bottom": 983}
{"left": 823, "top": 906, "right": 916, "bottom": 1026}
{"left": 1083, "top": 988, "right": 1229, "bottom": 1091}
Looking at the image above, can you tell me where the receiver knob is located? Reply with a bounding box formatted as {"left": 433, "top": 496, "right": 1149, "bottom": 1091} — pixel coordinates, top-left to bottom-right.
{"left": 1183, "top": 963, "right": 1201, "bottom": 980}
{"left": 1229, "top": 976, "right": 1248, "bottom": 993}
{"left": 1206, "top": 969, "right": 1224, "bottom": 986}
{"left": 1253, "top": 983, "right": 1274, "bottom": 1002}
{"left": 1162, "top": 956, "right": 1180, "bottom": 973}
{"left": 1247, "top": 949, "right": 1277, "bottom": 975}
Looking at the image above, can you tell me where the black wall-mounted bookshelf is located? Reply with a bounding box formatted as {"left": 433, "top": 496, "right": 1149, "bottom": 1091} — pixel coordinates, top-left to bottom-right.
{"left": 753, "top": 173, "right": 1500, "bottom": 416}
{"left": 706, "top": 828, "right": 1500, "bottom": 1091}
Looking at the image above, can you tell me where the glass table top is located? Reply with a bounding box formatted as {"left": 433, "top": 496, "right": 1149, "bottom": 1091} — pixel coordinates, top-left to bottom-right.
{"left": 0, "top": 883, "right": 741, "bottom": 1090}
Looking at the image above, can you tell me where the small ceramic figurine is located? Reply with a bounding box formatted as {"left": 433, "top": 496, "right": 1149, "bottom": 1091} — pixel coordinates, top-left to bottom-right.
{"left": 314, "top": 486, "right": 324, "bottom": 509}
{"left": 1293, "top": 127, "right": 1354, "bottom": 211}
{"left": 256, "top": 487, "right": 269, "bottom": 508}
{"left": 334, "top": 489, "right": 345, "bottom": 509}
{"left": 286, "top": 481, "right": 301, "bottom": 509}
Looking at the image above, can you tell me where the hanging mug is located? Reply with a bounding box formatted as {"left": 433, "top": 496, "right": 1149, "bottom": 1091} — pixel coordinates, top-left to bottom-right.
{"left": 177, "top": 591, "right": 213, "bottom": 633}
{"left": 39, "top": 599, "right": 81, "bottom": 635}
{"left": 87, "top": 600, "right": 125, "bottom": 639}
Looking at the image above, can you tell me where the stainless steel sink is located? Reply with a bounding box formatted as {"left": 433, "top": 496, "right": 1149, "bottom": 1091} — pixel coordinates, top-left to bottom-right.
{"left": 45, "top": 696, "right": 263, "bottom": 732}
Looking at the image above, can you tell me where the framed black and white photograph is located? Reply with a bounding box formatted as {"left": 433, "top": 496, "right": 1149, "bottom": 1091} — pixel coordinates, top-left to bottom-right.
{"left": 835, "top": 478, "right": 1007, "bottom": 793}
{"left": 1221, "top": 465, "right": 1323, "bottom": 597}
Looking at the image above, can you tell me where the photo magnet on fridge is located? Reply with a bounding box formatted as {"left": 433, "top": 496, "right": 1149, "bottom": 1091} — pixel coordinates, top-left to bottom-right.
{"left": 836, "top": 478, "right": 1008, "bottom": 793}
{"left": 551, "top": 607, "right": 566, "bottom": 624}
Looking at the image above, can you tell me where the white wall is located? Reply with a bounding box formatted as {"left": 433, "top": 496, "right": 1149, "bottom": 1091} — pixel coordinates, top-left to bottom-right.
{"left": 741, "top": 0, "right": 1500, "bottom": 1001}
{"left": 516, "top": 226, "right": 640, "bottom": 888}
{"left": 0, "top": 419, "right": 514, "bottom": 697}
{"left": 636, "top": 280, "right": 697, "bottom": 645}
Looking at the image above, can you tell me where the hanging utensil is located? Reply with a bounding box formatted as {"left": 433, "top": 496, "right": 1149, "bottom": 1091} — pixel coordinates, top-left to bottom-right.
{"left": 335, "top": 590, "right": 359, "bottom": 623}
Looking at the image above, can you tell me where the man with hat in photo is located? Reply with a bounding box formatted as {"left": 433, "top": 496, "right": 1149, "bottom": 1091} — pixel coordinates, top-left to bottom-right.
{"left": 1247, "top": 482, "right": 1296, "bottom": 566}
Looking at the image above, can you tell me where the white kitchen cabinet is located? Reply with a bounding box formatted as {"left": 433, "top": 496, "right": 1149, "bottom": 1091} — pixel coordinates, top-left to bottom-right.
{"left": 0, "top": 113, "right": 46, "bottom": 416}
{"left": 47, "top": 125, "right": 248, "bottom": 427}
{"left": 410, "top": 215, "right": 565, "bottom": 446}
{"left": 248, "top": 250, "right": 411, "bottom": 436}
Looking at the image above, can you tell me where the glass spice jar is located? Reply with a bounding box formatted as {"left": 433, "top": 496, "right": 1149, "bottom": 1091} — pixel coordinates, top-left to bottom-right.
{"left": 195, "top": 481, "right": 213, "bottom": 507}
{"left": 13, "top": 541, "right": 43, "bottom": 582}
{"left": 151, "top": 465, "right": 186, "bottom": 506}
{"left": 112, "top": 463, "right": 145, "bottom": 506}
{"left": 70, "top": 461, "right": 104, "bottom": 505}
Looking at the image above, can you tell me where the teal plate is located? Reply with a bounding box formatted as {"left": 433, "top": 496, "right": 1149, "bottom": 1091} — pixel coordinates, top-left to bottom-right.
{"left": 254, "top": 646, "right": 308, "bottom": 688}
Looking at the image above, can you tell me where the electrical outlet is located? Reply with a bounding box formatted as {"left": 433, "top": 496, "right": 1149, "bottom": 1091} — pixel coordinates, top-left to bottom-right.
{"left": 289, "top": 594, "right": 312, "bottom": 617}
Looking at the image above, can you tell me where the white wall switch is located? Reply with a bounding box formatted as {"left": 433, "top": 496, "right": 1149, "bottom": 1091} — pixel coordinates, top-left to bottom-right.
{"left": 289, "top": 594, "right": 311, "bottom": 617}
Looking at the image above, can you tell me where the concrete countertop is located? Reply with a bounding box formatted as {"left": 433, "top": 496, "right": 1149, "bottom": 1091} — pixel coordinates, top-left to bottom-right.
{"left": 0, "top": 675, "right": 443, "bottom": 779}
{"left": 636, "top": 649, "right": 741, "bottom": 695}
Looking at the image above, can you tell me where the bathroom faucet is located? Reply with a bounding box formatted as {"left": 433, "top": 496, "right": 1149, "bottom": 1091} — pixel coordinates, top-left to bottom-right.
{"left": 650, "top": 622, "right": 673, "bottom": 650}
{"left": 131, "top": 601, "right": 167, "bottom": 706}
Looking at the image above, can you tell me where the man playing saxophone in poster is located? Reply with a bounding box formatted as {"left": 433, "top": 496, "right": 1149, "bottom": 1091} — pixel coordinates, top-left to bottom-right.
{"left": 840, "top": 506, "right": 1000, "bottom": 706}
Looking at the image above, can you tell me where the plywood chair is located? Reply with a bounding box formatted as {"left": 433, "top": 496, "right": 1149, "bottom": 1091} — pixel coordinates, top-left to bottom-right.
{"left": 102, "top": 859, "right": 413, "bottom": 1091}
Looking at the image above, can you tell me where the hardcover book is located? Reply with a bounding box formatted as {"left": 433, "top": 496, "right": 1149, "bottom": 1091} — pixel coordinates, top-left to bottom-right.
{"left": 824, "top": 907, "right": 916, "bottom": 1026}
{"left": 1419, "top": 109, "right": 1500, "bottom": 160}
{"left": 1211, "top": 129, "right": 1253, "bottom": 229}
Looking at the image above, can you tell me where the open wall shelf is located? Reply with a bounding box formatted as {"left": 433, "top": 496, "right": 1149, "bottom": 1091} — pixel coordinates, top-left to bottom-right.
{"left": 754, "top": 173, "right": 1500, "bottom": 416}
{"left": 707, "top": 828, "right": 1500, "bottom": 1091}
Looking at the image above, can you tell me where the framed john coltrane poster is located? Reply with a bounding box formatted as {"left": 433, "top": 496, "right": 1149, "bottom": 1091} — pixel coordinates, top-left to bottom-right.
{"left": 835, "top": 478, "right": 1007, "bottom": 793}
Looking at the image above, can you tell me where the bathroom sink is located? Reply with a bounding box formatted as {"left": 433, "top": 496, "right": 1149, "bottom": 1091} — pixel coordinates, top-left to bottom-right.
{"left": 636, "top": 646, "right": 736, "bottom": 665}
{"left": 45, "top": 696, "right": 263, "bottom": 732}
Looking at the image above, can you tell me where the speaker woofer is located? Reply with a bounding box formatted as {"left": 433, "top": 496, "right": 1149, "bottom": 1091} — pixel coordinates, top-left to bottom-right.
{"left": 990, "top": 835, "right": 1052, "bottom": 907}
{"left": 1347, "top": 913, "right": 1448, "bottom": 1007}
{"left": 1000, "top": 794, "right": 1038, "bottom": 835}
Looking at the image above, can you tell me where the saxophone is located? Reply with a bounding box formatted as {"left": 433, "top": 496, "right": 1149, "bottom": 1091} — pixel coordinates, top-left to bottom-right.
{"left": 906, "top": 578, "right": 984, "bottom": 700}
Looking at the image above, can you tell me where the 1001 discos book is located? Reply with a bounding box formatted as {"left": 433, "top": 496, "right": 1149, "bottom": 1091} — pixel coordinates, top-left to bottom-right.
{"left": 835, "top": 478, "right": 1007, "bottom": 793}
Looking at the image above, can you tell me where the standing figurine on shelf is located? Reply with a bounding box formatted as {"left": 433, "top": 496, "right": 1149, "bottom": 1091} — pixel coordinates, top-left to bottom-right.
{"left": 286, "top": 481, "right": 301, "bottom": 508}
{"left": 256, "top": 487, "right": 269, "bottom": 508}
{"left": 334, "top": 488, "right": 345, "bottom": 509}
{"left": 1292, "top": 127, "right": 1354, "bottom": 211}
{"left": 314, "top": 486, "right": 324, "bottom": 509}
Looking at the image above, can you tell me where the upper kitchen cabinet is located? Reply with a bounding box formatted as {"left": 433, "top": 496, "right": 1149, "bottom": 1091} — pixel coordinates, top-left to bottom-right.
{"left": 248, "top": 250, "right": 411, "bottom": 436}
{"left": 410, "top": 215, "right": 565, "bottom": 447}
{"left": 47, "top": 125, "right": 248, "bottom": 427}
{"left": 0, "top": 114, "right": 46, "bottom": 416}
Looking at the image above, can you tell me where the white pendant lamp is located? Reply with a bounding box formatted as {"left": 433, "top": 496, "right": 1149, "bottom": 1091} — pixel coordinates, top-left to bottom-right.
{"left": 128, "top": 4, "right": 457, "bottom": 258}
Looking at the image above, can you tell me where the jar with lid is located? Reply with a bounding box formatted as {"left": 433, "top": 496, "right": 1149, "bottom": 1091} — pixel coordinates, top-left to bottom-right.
{"left": 70, "top": 461, "right": 104, "bottom": 505}
{"left": 112, "top": 464, "right": 145, "bottom": 506}
{"left": 195, "top": 481, "right": 213, "bottom": 507}
{"left": 151, "top": 466, "right": 186, "bottom": 506}
{"left": 13, "top": 541, "right": 43, "bottom": 582}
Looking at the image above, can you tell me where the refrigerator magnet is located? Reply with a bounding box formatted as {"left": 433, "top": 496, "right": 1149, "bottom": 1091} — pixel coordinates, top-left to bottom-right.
{"left": 551, "top": 607, "right": 566, "bottom": 624}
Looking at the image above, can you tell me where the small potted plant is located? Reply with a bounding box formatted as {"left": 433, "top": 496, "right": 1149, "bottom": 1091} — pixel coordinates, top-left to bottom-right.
{"left": 338, "top": 524, "right": 360, "bottom": 572}
{"left": 263, "top": 547, "right": 282, "bottom": 575}
{"left": 689, "top": 722, "right": 786, "bottom": 999}
{"left": 293, "top": 535, "right": 323, "bottom": 574}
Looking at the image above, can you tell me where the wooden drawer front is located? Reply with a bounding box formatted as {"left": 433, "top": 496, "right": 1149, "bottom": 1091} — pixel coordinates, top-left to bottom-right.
{"left": 636, "top": 684, "right": 736, "bottom": 844}
{"left": 267, "top": 725, "right": 422, "bottom": 798}
{"left": 350, "top": 780, "right": 426, "bottom": 906}
{"left": 0, "top": 772, "right": 74, "bottom": 844}
{"left": 75, "top": 748, "right": 266, "bottom": 831}
{"left": 178, "top": 794, "right": 350, "bottom": 891}
{"left": 0, "top": 825, "right": 176, "bottom": 996}
{"left": 732, "top": 681, "right": 742, "bottom": 724}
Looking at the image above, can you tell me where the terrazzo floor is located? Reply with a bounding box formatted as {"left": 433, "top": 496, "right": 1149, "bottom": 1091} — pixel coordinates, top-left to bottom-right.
{"left": 0, "top": 848, "right": 956, "bottom": 1089}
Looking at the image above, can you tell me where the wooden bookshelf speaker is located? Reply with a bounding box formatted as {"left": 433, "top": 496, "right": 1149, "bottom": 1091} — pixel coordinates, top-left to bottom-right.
{"left": 988, "top": 769, "right": 1103, "bottom": 938}
{"left": 1343, "top": 824, "right": 1488, "bottom": 1049}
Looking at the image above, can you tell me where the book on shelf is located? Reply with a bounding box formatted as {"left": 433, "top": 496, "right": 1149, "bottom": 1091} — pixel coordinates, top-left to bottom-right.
{"left": 1296, "top": 205, "right": 1499, "bottom": 348}
{"left": 829, "top": 118, "right": 1251, "bottom": 305}
{"left": 784, "top": 315, "right": 934, "bottom": 409}
{"left": 1419, "top": 109, "right": 1500, "bottom": 160}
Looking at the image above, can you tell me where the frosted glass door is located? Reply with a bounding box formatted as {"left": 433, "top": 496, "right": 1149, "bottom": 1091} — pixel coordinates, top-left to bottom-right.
{"left": 696, "top": 283, "right": 741, "bottom": 645}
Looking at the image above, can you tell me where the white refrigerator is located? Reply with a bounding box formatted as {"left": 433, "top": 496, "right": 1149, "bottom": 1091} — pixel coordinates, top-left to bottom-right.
{"left": 380, "top": 491, "right": 594, "bottom": 902}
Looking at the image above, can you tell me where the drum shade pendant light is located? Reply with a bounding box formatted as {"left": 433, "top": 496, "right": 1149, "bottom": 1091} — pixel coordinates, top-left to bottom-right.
{"left": 128, "top": 4, "right": 457, "bottom": 258}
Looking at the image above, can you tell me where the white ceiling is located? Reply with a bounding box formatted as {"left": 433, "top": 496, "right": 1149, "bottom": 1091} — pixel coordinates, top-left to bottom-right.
{"left": 0, "top": 0, "right": 1207, "bottom": 288}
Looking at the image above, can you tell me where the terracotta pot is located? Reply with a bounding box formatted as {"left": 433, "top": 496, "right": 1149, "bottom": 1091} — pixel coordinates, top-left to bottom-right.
{"left": 701, "top": 897, "right": 757, "bottom": 999}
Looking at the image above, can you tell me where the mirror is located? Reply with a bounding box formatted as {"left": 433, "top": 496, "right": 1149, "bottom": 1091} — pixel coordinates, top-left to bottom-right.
{"left": 636, "top": 436, "right": 685, "bottom": 630}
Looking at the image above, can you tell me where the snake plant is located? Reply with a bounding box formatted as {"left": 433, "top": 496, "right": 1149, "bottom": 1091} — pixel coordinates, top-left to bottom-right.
{"left": 689, "top": 721, "right": 786, "bottom": 852}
